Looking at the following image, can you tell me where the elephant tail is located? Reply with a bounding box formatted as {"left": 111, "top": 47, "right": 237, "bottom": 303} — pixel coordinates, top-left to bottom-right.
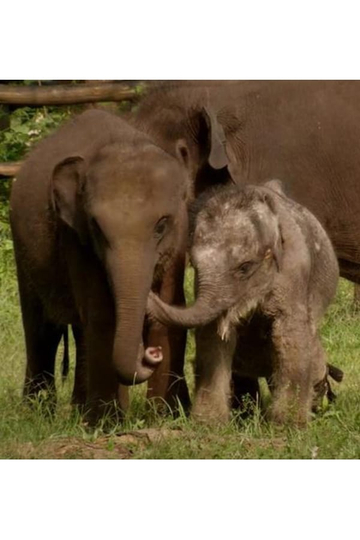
{"left": 324, "top": 363, "right": 344, "bottom": 404}
{"left": 62, "top": 326, "right": 70, "bottom": 382}
{"left": 327, "top": 363, "right": 344, "bottom": 383}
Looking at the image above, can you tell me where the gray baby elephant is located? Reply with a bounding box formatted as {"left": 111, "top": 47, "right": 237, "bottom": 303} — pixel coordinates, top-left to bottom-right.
{"left": 148, "top": 180, "right": 340, "bottom": 426}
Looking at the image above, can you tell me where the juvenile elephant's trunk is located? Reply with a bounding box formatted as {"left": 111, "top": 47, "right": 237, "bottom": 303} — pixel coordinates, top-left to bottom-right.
{"left": 147, "top": 281, "right": 227, "bottom": 328}
{"left": 107, "top": 247, "right": 162, "bottom": 386}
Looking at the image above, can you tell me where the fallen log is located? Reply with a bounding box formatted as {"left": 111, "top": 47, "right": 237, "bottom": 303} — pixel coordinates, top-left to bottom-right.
{"left": 0, "top": 82, "right": 139, "bottom": 106}
{"left": 0, "top": 162, "right": 22, "bottom": 178}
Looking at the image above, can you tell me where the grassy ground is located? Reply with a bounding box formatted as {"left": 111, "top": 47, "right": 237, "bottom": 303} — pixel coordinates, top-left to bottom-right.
{"left": 1, "top": 239, "right": 360, "bottom": 459}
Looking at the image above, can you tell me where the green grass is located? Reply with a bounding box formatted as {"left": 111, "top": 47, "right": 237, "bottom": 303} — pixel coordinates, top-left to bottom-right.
{"left": 1, "top": 240, "right": 360, "bottom": 459}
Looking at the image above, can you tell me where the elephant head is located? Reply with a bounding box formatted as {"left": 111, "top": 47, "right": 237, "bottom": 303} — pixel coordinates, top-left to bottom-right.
{"left": 147, "top": 182, "right": 283, "bottom": 339}
{"left": 51, "top": 138, "right": 190, "bottom": 385}
{"left": 134, "top": 91, "right": 232, "bottom": 196}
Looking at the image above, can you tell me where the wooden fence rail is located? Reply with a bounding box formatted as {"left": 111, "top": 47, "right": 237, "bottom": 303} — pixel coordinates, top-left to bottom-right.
{"left": 0, "top": 162, "right": 21, "bottom": 178}
{"left": 0, "top": 81, "right": 146, "bottom": 178}
{"left": 0, "top": 82, "right": 138, "bottom": 106}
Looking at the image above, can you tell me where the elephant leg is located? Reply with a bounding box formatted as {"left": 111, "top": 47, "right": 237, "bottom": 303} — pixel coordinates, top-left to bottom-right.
{"left": 146, "top": 254, "right": 190, "bottom": 412}
{"left": 71, "top": 324, "right": 131, "bottom": 413}
{"left": 23, "top": 318, "right": 63, "bottom": 403}
{"left": 71, "top": 321, "right": 128, "bottom": 425}
{"left": 84, "top": 319, "right": 122, "bottom": 425}
{"left": 17, "top": 275, "right": 62, "bottom": 405}
{"left": 192, "top": 320, "right": 236, "bottom": 424}
{"left": 231, "top": 373, "right": 260, "bottom": 411}
{"left": 269, "top": 316, "right": 316, "bottom": 426}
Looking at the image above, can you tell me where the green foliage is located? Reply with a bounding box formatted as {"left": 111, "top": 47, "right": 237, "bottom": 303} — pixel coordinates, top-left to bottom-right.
{"left": 0, "top": 104, "right": 73, "bottom": 256}
{"left": 0, "top": 106, "right": 71, "bottom": 162}
{"left": 134, "top": 82, "right": 146, "bottom": 96}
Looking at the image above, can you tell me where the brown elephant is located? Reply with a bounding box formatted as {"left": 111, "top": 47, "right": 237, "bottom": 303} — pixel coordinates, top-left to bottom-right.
{"left": 10, "top": 109, "right": 205, "bottom": 422}
{"left": 148, "top": 181, "right": 340, "bottom": 426}
{"left": 134, "top": 81, "right": 360, "bottom": 282}
{"left": 133, "top": 80, "right": 359, "bottom": 406}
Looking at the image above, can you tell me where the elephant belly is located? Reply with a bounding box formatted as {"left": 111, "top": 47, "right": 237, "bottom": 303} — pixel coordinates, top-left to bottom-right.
{"left": 232, "top": 314, "right": 273, "bottom": 379}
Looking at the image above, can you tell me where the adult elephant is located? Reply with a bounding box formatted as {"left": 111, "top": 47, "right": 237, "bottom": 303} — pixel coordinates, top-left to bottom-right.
{"left": 134, "top": 81, "right": 360, "bottom": 418}
{"left": 134, "top": 80, "right": 360, "bottom": 281}
{"left": 10, "top": 108, "right": 228, "bottom": 422}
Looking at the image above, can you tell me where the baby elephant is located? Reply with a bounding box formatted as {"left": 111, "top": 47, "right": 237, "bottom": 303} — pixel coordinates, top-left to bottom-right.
{"left": 148, "top": 180, "right": 340, "bottom": 426}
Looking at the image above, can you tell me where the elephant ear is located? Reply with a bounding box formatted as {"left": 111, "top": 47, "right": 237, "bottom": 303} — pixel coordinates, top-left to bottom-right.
{"left": 200, "top": 107, "right": 229, "bottom": 169}
{"left": 175, "top": 106, "right": 229, "bottom": 173}
{"left": 51, "top": 155, "right": 88, "bottom": 242}
{"left": 201, "top": 106, "right": 229, "bottom": 170}
{"left": 259, "top": 185, "right": 284, "bottom": 272}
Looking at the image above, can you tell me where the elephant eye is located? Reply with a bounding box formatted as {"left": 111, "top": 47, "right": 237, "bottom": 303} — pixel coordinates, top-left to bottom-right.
{"left": 154, "top": 216, "right": 170, "bottom": 239}
{"left": 237, "top": 261, "right": 255, "bottom": 275}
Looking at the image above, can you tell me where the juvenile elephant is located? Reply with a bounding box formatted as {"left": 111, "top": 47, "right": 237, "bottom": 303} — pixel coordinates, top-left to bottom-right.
{"left": 148, "top": 180, "right": 340, "bottom": 426}
{"left": 10, "top": 109, "right": 198, "bottom": 422}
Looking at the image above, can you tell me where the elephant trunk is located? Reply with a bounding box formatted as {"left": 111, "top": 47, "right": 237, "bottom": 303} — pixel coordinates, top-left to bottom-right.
{"left": 147, "top": 279, "right": 227, "bottom": 328}
{"left": 107, "top": 247, "right": 162, "bottom": 386}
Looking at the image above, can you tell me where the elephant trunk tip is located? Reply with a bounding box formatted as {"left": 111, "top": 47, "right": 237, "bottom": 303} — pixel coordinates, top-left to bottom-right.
{"left": 115, "top": 346, "right": 163, "bottom": 386}
{"left": 144, "top": 346, "right": 163, "bottom": 367}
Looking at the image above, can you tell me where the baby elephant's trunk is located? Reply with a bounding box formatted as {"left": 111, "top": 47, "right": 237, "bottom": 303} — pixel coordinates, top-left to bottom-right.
{"left": 147, "top": 286, "right": 226, "bottom": 328}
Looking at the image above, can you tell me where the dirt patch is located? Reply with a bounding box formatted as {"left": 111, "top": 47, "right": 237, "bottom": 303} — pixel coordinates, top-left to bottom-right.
{"left": 4, "top": 439, "right": 131, "bottom": 459}
{"left": 3, "top": 428, "right": 185, "bottom": 459}
{"left": 1, "top": 428, "right": 288, "bottom": 459}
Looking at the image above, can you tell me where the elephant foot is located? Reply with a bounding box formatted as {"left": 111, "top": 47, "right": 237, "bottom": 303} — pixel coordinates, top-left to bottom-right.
{"left": 191, "top": 388, "right": 230, "bottom": 425}
{"left": 267, "top": 397, "right": 310, "bottom": 428}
